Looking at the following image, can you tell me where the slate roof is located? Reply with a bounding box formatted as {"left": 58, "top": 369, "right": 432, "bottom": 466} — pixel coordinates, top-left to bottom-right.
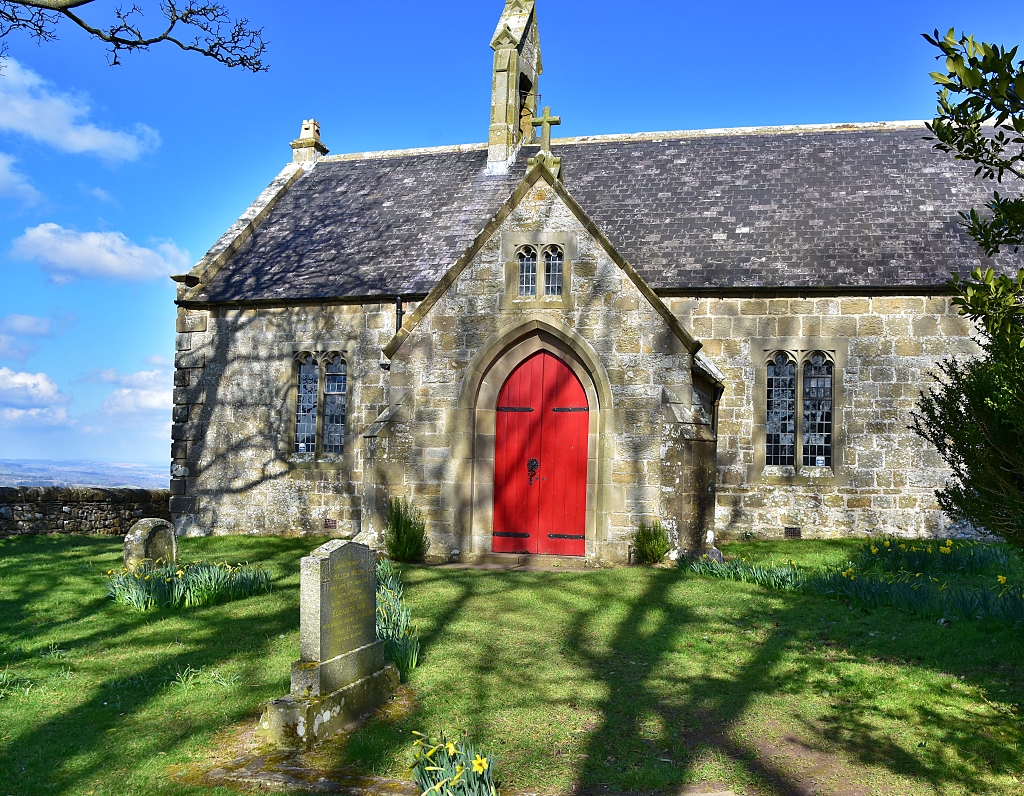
{"left": 196, "top": 124, "right": 1022, "bottom": 304}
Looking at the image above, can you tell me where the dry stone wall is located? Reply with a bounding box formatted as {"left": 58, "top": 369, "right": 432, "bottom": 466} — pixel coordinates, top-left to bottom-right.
{"left": 0, "top": 487, "right": 171, "bottom": 538}
{"left": 667, "top": 295, "right": 980, "bottom": 540}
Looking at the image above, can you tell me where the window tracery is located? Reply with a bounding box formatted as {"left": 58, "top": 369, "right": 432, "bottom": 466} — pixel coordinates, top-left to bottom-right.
{"left": 292, "top": 352, "right": 347, "bottom": 459}
{"left": 518, "top": 245, "right": 537, "bottom": 296}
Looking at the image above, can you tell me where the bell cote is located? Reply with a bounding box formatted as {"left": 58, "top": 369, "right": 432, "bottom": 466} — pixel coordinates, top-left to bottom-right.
{"left": 487, "top": 0, "right": 542, "bottom": 173}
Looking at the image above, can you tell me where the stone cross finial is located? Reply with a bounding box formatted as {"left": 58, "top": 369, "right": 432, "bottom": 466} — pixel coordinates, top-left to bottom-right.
{"left": 531, "top": 106, "right": 561, "bottom": 152}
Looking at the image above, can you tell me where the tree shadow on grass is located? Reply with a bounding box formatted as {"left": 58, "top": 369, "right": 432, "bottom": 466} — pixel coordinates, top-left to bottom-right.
{"left": 0, "top": 534, "right": 317, "bottom": 796}
{"left": 564, "top": 567, "right": 1024, "bottom": 795}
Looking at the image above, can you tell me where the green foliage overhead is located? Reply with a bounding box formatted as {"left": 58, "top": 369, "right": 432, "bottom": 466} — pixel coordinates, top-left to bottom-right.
{"left": 924, "top": 28, "right": 1024, "bottom": 255}
{"left": 384, "top": 496, "right": 429, "bottom": 563}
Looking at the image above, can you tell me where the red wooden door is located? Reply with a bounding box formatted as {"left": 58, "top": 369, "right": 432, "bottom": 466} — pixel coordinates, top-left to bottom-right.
{"left": 492, "top": 352, "right": 589, "bottom": 556}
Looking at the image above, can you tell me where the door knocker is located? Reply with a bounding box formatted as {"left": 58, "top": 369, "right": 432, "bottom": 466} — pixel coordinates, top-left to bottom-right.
{"left": 527, "top": 458, "right": 540, "bottom": 485}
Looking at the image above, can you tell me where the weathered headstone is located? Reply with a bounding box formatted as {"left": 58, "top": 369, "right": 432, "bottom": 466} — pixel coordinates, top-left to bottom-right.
{"left": 123, "top": 518, "right": 177, "bottom": 570}
{"left": 707, "top": 546, "right": 725, "bottom": 564}
{"left": 259, "top": 540, "right": 397, "bottom": 746}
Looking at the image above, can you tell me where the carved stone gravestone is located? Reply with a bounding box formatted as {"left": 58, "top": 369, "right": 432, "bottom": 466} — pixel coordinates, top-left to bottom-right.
{"left": 123, "top": 518, "right": 177, "bottom": 571}
{"left": 259, "top": 540, "right": 397, "bottom": 746}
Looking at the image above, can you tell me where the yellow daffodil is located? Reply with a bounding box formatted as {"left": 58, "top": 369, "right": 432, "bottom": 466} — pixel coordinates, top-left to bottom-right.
{"left": 871, "top": 546, "right": 879, "bottom": 555}
{"left": 472, "top": 754, "right": 489, "bottom": 774}
{"left": 884, "top": 540, "right": 891, "bottom": 548}
{"left": 900, "top": 544, "right": 907, "bottom": 551}
{"left": 998, "top": 575, "right": 1008, "bottom": 585}
{"left": 445, "top": 741, "right": 457, "bottom": 756}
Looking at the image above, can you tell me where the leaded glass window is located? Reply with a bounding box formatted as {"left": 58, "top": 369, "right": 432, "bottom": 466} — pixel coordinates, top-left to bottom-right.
{"left": 802, "top": 353, "right": 833, "bottom": 467}
{"left": 544, "top": 245, "right": 563, "bottom": 296}
{"left": 518, "top": 246, "right": 537, "bottom": 296}
{"left": 766, "top": 353, "right": 796, "bottom": 466}
{"left": 294, "top": 354, "right": 318, "bottom": 454}
{"left": 323, "top": 356, "right": 347, "bottom": 455}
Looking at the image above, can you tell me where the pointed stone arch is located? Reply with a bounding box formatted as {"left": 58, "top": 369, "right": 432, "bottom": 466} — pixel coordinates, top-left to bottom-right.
{"left": 450, "top": 314, "right": 617, "bottom": 559}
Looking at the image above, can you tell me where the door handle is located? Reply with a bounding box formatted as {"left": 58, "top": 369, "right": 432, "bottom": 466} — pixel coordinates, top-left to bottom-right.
{"left": 527, "top": 457, "right": 540, "bottom": 485}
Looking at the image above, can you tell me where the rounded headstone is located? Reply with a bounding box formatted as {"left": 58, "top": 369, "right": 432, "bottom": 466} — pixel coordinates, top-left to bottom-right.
{"left": 124, "top": 518, "right": 177, "bottom": 570}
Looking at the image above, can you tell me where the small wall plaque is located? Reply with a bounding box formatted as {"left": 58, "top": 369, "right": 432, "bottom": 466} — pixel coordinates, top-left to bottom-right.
{"left": 323, "top": 518, "right": 338, "bottom": 530}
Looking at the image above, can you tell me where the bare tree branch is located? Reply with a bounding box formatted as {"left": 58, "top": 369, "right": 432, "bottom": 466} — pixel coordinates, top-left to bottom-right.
{"left": 0, "top": 0, "right": 267, "bottom": 72}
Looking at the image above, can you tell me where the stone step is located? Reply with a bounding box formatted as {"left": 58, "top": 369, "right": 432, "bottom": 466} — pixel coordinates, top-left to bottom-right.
{"left": 464, "top": 552, "right": 593, "bottom": 570}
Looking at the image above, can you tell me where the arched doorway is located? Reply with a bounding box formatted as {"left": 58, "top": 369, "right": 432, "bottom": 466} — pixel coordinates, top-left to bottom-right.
{"left": 492, "top": 351, "right": 589, "bottom": 556}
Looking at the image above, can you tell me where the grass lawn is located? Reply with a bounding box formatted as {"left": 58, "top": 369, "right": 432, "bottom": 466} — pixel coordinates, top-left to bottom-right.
{"left": 1, "top": 535, "right": 1023, "bottom": 795}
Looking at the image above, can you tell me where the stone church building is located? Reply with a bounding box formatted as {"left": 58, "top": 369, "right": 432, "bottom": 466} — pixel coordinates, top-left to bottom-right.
{"left": 169, "top": 0, "right": 1016, "bottom": 563}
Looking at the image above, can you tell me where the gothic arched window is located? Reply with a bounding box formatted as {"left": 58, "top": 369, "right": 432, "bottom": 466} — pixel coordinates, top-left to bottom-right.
{"left": 293, "top": 352, "right": 347, "bottom": 458}
{"left": 544, "top": 245, "right": 564, "bottom": 296}
{"left": 518, "top": 245, "right": 537, "bottom": 296}
{"left": 766, "top": 352, "right": 796, "bottom": 466}
{"left": 322, "top": 355, "right": 347, "bottom": 455}
{"left": 802, "top": 352, "right": 833, "bottom": 467}
{"left": 294, "top": 354, "right": 319, "bottom": 455}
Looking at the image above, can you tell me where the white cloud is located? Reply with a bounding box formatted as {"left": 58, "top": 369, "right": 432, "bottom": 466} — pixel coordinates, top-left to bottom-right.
{"left": 145, "top": 354, "right": 172, "bottom": 367}
{"left": 0, "top": 60, "right": 159, "bottom": 161}
{"left": 86, "top": 368, "right": 173, "bottom": 415}
{"left": 0, "top": 366, "right": 69, "bottom": 410}
{"left": 0, "top": 335, "right": 35, "bottom": 361}
{"left": 0, "top": 152, "right": 41, "bottom": 204}
{"left": 90, "top": 187, "right": 115, "bottom": 203}
{"left": 1, "top": 314, "right": 51, "bottom": 336}
{"left": 11, "top": 223, "right": 190, "bottom": 282}
{"left": 100, "top": 387, "right": 173, "bottom": 414}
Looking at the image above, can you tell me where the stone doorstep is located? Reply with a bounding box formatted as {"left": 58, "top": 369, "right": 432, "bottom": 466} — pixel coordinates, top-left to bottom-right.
{"left": 449, "top": 552, "right": 595, "bottom": 571}
{"left": 260, "top": 663, "right": 399, "bottom": 748}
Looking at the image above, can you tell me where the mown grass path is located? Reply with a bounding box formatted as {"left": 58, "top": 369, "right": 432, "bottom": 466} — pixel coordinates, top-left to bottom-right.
{"left": 0, "top": 535, "right": 1022, "bottom": 795}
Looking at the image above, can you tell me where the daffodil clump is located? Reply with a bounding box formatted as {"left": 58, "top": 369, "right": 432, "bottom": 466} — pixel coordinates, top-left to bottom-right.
{"left": 690, "top": 536, "right": 1024, "bottom": 626}
{"left": 105, "top": 560, "right": 272, "bottom": 612}
{"left": 858, "top": 536, "right": 1010, "bottom": 578}
{"left": 376, "top": 557, "right": 421, "bottom": 682}
{"left": 410, "top": 730, "right": 498, "bottom": 796}
{"left": 689, "top": 555, "right": 805, "bottom": 591}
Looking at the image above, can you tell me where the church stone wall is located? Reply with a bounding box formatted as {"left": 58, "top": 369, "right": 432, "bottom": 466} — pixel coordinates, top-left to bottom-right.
{"left": 373, "top": 179, "right": 713, "bottom": 563}
{"left": 667, "top": 295, "right": 979, "bottom": 540}
{"left": 170, "top": 301, "right": 397, "bottom": 539}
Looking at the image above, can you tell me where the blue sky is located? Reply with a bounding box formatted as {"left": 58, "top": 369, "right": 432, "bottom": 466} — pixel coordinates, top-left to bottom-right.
{"left": 0, "top": 0, "right": 1022, "bottom": 467}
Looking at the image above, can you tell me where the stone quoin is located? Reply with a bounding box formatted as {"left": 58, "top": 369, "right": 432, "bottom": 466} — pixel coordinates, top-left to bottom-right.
{"left": 168, "top": 0, "right": 1021, "bottom": 557}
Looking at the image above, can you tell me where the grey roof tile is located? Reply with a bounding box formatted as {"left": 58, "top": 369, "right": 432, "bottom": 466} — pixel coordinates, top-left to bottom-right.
{"left": 197, "top": 127, "right": 1021, "bottom": 303}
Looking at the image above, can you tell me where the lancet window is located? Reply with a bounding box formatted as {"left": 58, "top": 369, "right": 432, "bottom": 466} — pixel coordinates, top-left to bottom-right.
{"left": 544, "top": 245, "right": 564, "bottom": 296}
{"left": 765, "top": 350, "right": 834, "bottom": 469}
{"left": 293, "top": 352, "right": 347, "bottom": 458}
{"left": 518, "top": 246, "right": 538, "bottom": 296}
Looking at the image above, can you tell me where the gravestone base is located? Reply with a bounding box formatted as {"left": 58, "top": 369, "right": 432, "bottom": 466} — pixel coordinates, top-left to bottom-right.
{"left": 258, "top": 663, "right": 399, "bottom": 747}
{"left": 291, "top": 640, "right": 386, "bottom": 697}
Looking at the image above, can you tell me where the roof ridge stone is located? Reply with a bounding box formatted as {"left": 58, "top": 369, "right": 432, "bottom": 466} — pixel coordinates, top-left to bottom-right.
{"left": 316, "top": 120, "right": 930, "bottom": 164}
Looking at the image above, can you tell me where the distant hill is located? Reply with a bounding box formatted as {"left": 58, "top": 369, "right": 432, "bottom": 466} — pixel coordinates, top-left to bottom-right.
{"left": 0, "top": 460, "right": 167, "bottom": 490}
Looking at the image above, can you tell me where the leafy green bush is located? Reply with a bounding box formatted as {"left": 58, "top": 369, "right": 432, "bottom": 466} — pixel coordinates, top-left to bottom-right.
{"left": 106, "top": 561, "right": 271, "bottom": 612}
{"left": 376, "top": 557, "right": 420, "bottom": 681}
{"left": 410, "top": 730, "right": 498, "bottom": 796}
{"left": 385, "top": 497, "right": 429, "bottom": 563}
{"left": 631, "top": 521, "right": 671, "bottom": 565}
{"left": 911, "top": 333, "right": 1024, "bottom": 549}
